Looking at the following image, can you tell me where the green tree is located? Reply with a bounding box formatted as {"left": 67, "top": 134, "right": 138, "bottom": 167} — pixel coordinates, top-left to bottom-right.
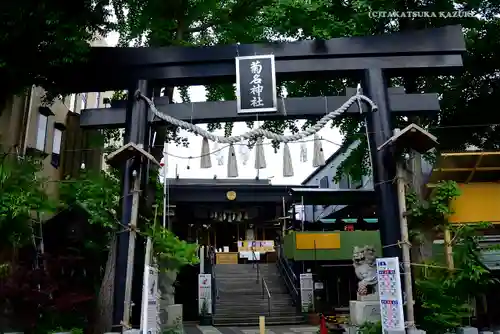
{"left": 112, "top": 0, "right": 500, "bottom": 180}
{"left": 0, "top": 153, "right": 56, "bottom": 255}
{"left": 59, "top": 169, "right": 120, "bottom": 230}
{"left": 0, "top": 0, "right": 113, "bottom": 101}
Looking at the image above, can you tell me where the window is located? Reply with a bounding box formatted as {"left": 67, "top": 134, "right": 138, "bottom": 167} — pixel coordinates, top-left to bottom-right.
{"left": 319, "top": 176, "right": 329, "bottom": 188}
{"left": 35, "top": 107, "right": 53, "bottom": 152}
{"left": 351, "top": 178, "right": 363, "bottom": 189}
{"left": 69, "top": 94, "right": 76, "bottom": 111}
{"left": 96, "top": 92, "right": 101, "bottom": 107}
{"left": 81, "top": 93, "right": 88, "bottom": 110}
{"left": 338, "top": 174, "right": 349, "bottom": 189}
{"left": 51, "top": 123, "right": 65, "bottom": 168}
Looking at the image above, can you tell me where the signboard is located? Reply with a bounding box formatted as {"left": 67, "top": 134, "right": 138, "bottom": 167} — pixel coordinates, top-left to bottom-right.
{"left": 198, "top": 274, "right": 212, "bottom": 314}
{"left": 300, "top": 273, "right": 314, "bottom": 312}
{"left": 376, "top": 257, "right": 405, "bottom": 331}
{"left": 235, "top": 55, "right": 277, "bottom": 113}
{"left": 141, "top": 265, "right": 160, "bottom": 334}
{"left": 237, "top": 240, "right": 275, "bottom": 252}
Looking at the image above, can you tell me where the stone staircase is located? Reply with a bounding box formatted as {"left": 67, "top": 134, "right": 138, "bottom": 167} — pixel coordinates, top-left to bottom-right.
{"left": 213, "top": 263, "right": 304, "bottom": 326}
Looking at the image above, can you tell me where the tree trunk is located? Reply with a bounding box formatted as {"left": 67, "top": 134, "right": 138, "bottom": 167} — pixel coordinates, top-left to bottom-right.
{"left": 92, "top": 237, "right": 116, "bottom": 334}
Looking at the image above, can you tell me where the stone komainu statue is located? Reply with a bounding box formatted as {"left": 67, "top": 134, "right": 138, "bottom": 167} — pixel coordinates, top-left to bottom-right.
{"left": 352, "top": 246, "right": 378, "bottom": 299}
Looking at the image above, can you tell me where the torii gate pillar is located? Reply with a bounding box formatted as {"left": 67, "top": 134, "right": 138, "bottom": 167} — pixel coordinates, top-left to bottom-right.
{"left": 364, "top": 69, "right": 401, "bottom": 259}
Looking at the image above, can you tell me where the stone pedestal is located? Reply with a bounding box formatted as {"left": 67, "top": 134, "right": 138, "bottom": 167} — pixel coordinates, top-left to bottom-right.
{"left": 458, "top": 327, "right": 479, "bottom": 334}
{"left": 166, "top": 304, "right": 183, "bottom": 331}
{"left": 349, "top": 300, "right": 381, "bottom": 326}
{"left": 159, "top": 270, "right": 178, "bottom": 329}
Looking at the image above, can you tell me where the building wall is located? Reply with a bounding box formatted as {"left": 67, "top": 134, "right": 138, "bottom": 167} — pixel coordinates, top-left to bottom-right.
{"left": 101, "top": 128, "right": 124, "bottom": 173}
{"left": 61, "top": 90, "right": 114, "bottom": 178}
{"left": 301, "top": 139, "right": 434, "bottom": 222}
{"left": 0, "top": 94, "right": 27, "bottom": 151}
{"left": 301, "top": 140, "right": 371, "bottom": 222}
{"left": 0, "top": 87, "right": 113, "bottom": 197}
{"left": 0, "top": 38, "right": 115, "bottom": 198}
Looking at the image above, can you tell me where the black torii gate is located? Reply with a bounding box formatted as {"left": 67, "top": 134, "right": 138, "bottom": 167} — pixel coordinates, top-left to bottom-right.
{"left": 55, "top": 25, "right": 465, "bottom": 330}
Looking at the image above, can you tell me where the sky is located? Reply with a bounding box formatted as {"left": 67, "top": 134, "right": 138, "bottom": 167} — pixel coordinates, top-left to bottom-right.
{"left": 104, "top": 35, "right": 344, "bottom": 186}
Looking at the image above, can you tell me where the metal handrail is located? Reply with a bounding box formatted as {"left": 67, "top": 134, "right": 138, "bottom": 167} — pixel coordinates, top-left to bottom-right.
{"left": 250, "top": 247, "right": 270, "bottom": 314}
{"left": 276, "top": 244, "right": 300, "bottom": 307}
{"left": 278, "top": 244, "right": 297, "bottom": 281}
{"left": 208, "top": 247, "right": 219, "bottom": 315}
{"left": 278, "top": 250, "right": 297, "bottom": 284}
{"left": 251, "top": 247, "right": 260, "bottom": 282}
{"left": 262, "top": 277, "right": 272, "bottom": 316}
{"left": 278, "top": 256, "right": 298, "bottom": 295}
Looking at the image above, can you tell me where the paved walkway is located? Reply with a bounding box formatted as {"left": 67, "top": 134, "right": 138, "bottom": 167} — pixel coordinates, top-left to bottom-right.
{"left": 185, "top": 325, "right": 319, "bottom": 334}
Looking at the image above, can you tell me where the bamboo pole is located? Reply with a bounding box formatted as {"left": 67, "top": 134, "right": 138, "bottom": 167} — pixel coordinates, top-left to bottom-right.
{"left": 123, "top": 170, "right": 141, "bottom": 329}
{"left": 444, "top": 228, "right": 454, "bottom": 269}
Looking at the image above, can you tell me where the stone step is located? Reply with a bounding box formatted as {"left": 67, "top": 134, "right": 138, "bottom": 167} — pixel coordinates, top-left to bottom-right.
{"left": 217, "top": 300, "right": 293, "bottom": 305}
{"left": 215, "top": 306, "right": 298, "bottom": 311}
{"left": 215, "top": 310, "right": 299, "bottom": 317}
{"left": 217, "top": 291, "right": 289, "bottom": 296}
{"left": 217, "top": 280, "right": 283, "bottom": 285}
{"left": 213, "top": 263, "right": 301, "bottom": 326}
{"left": 215, "top": 303, "right": 295, "bottom": 312}
{"left": 212, "top": 315, "right": 305, "bottom": 326}
{"left": 215, "top": 272, "right": 279, "bottom": 276}
{"left": 217, "top": 281, "right": 284, "bottom": 286}
{"left": 216, "top": 293, "right": 293, "bottom": 300}
{"left": 216, "top": 307, "right": 298, "bottom": 313}
{"left": 216, "top": 276, "right": 281, "bottom": 280}
{"left": 217, "top": 283, "right": 287, "bottom": 288}
{"left": 215, "top": 267, "right": 279, "bottom": 273}
{"left": 217, "top": 286, "right": 287, "bottom": 290}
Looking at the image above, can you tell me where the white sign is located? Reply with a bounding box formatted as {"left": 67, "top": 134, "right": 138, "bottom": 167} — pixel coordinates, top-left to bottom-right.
{"left": 376, "top": 257, "right": 405, "bottom": 331}
{"left": 198, "top": 274, "right": 212, "bottom": 314}
{"left": 235, "top": 54, "right": 277, "bottom": 113}
{"left": 300, "top": 273, "right": 314, "bottom": 312}
{"left": 141, "top": 265, "right": 160, "bottom": 334}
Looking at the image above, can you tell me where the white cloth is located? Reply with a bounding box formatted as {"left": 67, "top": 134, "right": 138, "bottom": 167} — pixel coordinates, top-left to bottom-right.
{"left": 239, "top": 251, "right": 260, "bottom": 261}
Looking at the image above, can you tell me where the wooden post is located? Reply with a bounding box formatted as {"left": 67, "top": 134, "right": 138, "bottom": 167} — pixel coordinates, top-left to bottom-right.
{"left": 259, "top": 316, "right": 265, "bottom": 334}
{"left": 282, "top": 196, "right": 287, "bottom": 235}
{"left": 395, "top": 147, "right": 415, "bottom": 327}
{"left": 123, "top": 169, "right": 141, "bottom": 329}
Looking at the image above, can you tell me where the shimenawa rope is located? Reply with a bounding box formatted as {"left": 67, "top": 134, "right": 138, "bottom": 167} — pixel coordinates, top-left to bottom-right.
{"left": 137, "top": 92, "right": 378, "bottom": 144}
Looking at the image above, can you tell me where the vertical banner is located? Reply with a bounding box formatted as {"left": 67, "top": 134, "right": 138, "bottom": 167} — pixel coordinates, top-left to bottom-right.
{"left": 198, "top": 274, "right": 212, "bottom": 314}
{"left": 235, "top": 55, "right": 278, "bottom": 114}
{"left": 376, "top": 257, "right": 405, "bottom": 331}
{"left": 141, "top": 265, "right": 160, "bottom": 334}
{"left": 299, "top": 273, "right": 314, "bottom": 312}
{"left": 142, "top": 238, "right": 160, "bottom": 334}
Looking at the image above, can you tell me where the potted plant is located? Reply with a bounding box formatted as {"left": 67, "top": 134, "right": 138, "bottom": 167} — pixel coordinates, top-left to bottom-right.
{"left": 107, "top": 90, "right": 128, "bottom": 108}
{"left": 199, "top": 300, "right": 212, "bottom": 325}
